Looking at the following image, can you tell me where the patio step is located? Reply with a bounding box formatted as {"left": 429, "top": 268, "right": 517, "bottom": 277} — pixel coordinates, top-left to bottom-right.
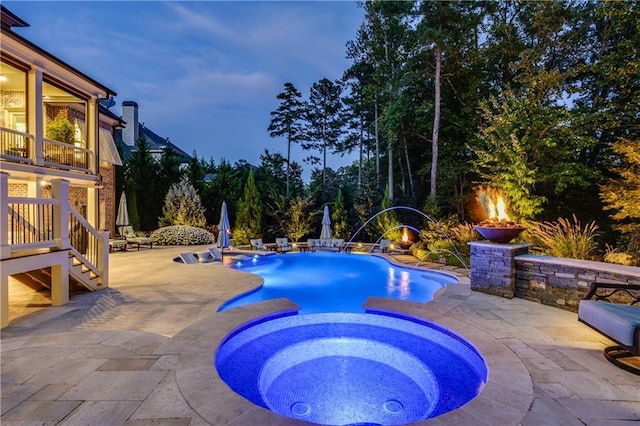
{"left": 68, "top": 254, "right": 100, "bottom": 291}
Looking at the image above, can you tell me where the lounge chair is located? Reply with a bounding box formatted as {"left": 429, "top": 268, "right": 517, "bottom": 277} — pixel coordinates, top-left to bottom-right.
{"left": 275, "top": 238, "right": 293, "bottom": 253}
{"left": 179, "top": 252, "right": 199, "bottom": 264}
{"left": 108, "top": 238, "right": 128, "bottom": 252}
{"left": 121, "top": 226, "right": 154, "bottom": 250}
{"left": 208, "top": 247, "right": 223, "bottom": 261}
{"left": 372, "top": 239, "right": 391, "bottom": 253}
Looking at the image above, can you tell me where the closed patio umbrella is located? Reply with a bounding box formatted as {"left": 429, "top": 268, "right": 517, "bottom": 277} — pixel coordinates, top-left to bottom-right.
{"left": 217, "top": 201, "right": 231, "bottom": 258}
{"left": 115, "top": 192, "right": 129, "bottom": 236}
{"left": 320, "top": 205, "right": 332, "bottom": 240}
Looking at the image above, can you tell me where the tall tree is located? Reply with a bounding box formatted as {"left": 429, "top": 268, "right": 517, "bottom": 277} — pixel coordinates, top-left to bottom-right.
{"left": 332, "top": 188, "right": 349, "bottom": 239}
{"left": 303, "top": 78, "right": 344, "bottom": 200}
{"left": 234, "top": 170, "right": 264, "bottom": 244}
{"left": 127, "top": 137, "right": 160, "bottom": 232}
{"left": 268, "top": 82, "right": 307, "bottom": 199}
{"left": 600, "top": 138, "right": 640, "bottom": 235}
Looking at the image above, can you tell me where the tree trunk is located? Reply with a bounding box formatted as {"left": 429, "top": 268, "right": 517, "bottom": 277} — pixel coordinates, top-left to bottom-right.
{"left": 374, "top": 98, "right": 380, "bottom": 184}
{"left": 388, "top": 142, "right": 394, "bottom": 201}
{"left": 403, "top": 137, "right": 414, "bottom": 197}
{"left": 358, "top": 114, "right": 363, "bottom": 186}
{"left": 430, "top": 44, "right": 442, "bottom": 199}
{"left": 286, "top": 134, "right": 291, "bottom": 199}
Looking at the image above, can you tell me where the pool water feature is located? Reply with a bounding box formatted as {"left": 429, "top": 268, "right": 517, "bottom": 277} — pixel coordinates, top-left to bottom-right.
{"left": 215, "top": 311, "right": 488, "bottom": 425}
{"left": 219, "top": 252, "right": 458, "bottom": 314}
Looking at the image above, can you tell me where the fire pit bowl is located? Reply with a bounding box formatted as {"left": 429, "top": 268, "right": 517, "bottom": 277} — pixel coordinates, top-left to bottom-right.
{"left": 475, "top": 226, "right": 525, "bottom": 244}
{"left": 396, "top": 240, "right": 413, "bottom": 250}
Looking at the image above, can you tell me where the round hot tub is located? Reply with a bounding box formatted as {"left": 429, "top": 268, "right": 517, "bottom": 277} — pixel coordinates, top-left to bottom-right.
{"left": 215, "top": 312, "right": 487, "bottom": 425}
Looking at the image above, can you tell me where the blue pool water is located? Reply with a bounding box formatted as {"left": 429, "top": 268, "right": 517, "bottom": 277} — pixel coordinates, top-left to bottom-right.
{"left": 219, "top": 252, "right": 458, "bottom": 313}
{"left": 216, "top": 311, "right": 488, "bottom": 425}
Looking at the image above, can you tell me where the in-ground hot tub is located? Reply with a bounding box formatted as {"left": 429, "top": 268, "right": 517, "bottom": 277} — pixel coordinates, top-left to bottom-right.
{"left": 215, "top": 311, "right": 488, "bottom": 425}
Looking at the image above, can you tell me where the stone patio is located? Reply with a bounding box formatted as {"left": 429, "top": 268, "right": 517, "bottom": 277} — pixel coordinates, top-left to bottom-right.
{"left": 1, "top": 246, "right": 639, "bottom": 425}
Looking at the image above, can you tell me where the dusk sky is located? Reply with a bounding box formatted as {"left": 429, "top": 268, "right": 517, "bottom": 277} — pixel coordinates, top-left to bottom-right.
{"left": 6, "top": 1, "right": 364, "bottom": 180}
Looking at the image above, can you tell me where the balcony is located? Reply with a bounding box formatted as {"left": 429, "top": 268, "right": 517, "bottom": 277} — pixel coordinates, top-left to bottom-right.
{"left": 0, "top": 127, "right": 94, "bottom": 174}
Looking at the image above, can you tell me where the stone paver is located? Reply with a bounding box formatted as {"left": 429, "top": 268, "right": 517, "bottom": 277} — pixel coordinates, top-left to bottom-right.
{"left": 1, "top": 245, "right": 639, "bottom": 425}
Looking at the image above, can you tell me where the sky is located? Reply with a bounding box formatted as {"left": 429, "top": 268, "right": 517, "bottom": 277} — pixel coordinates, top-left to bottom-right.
{"left": 6, "top": 1, "right": 364, "bottom": 181}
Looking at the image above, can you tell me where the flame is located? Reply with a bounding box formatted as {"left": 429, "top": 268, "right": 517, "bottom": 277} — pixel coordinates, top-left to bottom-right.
{"left": 477, "top": 187, "right": 511, "bottom": 221}
{"left": 402, "top": 227, "right": 409, "bottom": 242}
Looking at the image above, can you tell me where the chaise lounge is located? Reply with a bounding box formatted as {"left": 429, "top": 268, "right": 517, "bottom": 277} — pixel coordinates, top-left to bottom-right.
{"left": 578, "top": 281, "right": 640, "bottom": 375}
{"left": 121, "top": 226, "right": 154, "bottom": 250}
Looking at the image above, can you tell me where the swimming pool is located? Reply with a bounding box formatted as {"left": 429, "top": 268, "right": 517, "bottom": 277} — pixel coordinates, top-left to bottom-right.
{"left": 218, "top": 252, "right": 458, "bottom": 313}
{"left": 215, "top": 311, "right": 488, "bottom": 425}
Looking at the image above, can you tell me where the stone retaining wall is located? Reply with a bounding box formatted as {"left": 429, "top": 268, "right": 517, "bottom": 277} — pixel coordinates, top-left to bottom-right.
{"left": 514, "top": 255, "right": 640, "bottom": 312}
{"left": 468, "top": 242, "right": 531, "bottom": 298}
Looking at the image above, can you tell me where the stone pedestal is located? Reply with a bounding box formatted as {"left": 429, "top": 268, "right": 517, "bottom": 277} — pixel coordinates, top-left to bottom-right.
{"left": 468, "top": 241, "right": 531, "bottom": 298}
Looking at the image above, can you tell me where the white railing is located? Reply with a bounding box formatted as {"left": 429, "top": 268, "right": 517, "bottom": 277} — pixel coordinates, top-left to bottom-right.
{"left": 6, "top": 197, "right": 58, "bottom": 252}
{"left": 43, "top": 137, "right": 92, "bottom": 172}
{"left": 0, "top": 127, "right": 95, "bottom": 174}
{"left": 68, "top": 204, "right": 104, "bottom": 276}
{"left": 0, "top": 128, "right": 34, "bottom": 164}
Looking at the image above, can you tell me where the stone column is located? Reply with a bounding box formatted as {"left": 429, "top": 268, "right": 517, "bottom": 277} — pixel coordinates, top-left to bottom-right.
{"left": 468, "top": 241, "right": 531, "bottom": 298}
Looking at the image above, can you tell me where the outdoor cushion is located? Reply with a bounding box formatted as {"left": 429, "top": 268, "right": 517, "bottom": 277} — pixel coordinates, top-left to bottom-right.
{"left": 578, "top": 300, "right": 640, "bottom": 348}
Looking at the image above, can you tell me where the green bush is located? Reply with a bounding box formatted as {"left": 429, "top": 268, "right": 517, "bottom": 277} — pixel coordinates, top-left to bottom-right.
{"left": 152, "top": 225, "right": 214, "bottom": 246}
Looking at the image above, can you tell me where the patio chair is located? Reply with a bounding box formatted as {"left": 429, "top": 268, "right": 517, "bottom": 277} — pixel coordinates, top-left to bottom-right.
{"left": 372, "top": 239, "right": 391, "bottom": 253}
{"left": 250, "top": 238, "right": 267, "bottom": 251}
{"left": 275, "top": 238, "right": 293, "bottom": 253}
{"left": 121, "top": 225, "right": 154, "bottom": 250}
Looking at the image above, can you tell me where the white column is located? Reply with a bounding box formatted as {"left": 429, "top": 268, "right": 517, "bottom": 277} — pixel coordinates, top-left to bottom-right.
{"left": 51, "top": 179, "right": 70, "bottom": 250}
{"left": 28, "top": 66, "right": 44, "bottom": 165}
{"left": 87, "top": 96, "right": 97, "bottom": 173}
{"left": 1, "top": 272, "right": 8, "bottom": 328}
{"left": 98, "top": 230, "right": 109, "bottom": 288}
{"left": 0, "top": 173, "right": 9, "bottom": 260}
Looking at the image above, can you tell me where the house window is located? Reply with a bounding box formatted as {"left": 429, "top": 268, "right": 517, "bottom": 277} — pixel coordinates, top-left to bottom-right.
{"left": 0, "top": 59, "right": 27, "bottom": 130}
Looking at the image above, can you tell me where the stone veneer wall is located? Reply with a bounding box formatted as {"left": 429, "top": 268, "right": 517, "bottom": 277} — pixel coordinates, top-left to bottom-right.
{"left": 514, "top": 255, "right": 640, "bottom": 312}
{"left": 468, "top": 242, "right": 531, "bottom": 298}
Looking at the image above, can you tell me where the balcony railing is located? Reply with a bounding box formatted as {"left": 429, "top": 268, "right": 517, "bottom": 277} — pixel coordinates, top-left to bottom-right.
{"left": 43, "top": 138, "right": 91, "bottom": 172}
{"left": 0, "top": 128, "right": 34, "bottom": 164}
{"left": 0, "top": 127, "right": 93, "bottom": 174}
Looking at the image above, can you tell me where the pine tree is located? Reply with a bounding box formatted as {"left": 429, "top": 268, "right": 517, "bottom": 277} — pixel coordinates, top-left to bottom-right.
{"left": 268, "top": 82, "right": 307, "bottom": 199}
{"left": 303, "top": 78, "right": 345, "bottom": 200}
{"left": 234, "top": 171, "right": 263, "bottom": 244}
{"left": 332, "top": 189, "right": 349, "bottom": 239}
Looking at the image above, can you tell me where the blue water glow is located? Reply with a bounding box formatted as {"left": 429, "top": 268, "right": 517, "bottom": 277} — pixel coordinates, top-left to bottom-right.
{"left": 216, "top": 311, "right": 488, "bottom": 425}
{"left": 218, "top": 252, "right": 457, "bottom": 314}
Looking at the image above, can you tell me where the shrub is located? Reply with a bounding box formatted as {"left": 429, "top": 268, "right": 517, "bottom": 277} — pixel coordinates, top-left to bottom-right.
{"left": 604, "top": 244, "right": 638, "bottom": 266}
{"left": 525, "top": 215, "right": 599, "bottom": 260}
{"left": 152, "top": 225, "right": 214, "bottom": 246}
{"left": 158, "top": 177, "right": 206, "bottom": 228}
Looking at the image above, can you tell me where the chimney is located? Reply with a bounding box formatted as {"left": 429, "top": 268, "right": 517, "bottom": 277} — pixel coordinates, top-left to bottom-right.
{"left": 121, "top": 101, "right": 139, "bottom": 146}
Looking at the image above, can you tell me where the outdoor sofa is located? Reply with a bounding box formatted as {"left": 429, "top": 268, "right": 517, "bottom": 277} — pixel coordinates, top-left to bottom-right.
{"left": 308, "top": 238, "right": 345, "bottom": 252}
{"left": 578, "top": 281, "right": 640, "bottom": 375}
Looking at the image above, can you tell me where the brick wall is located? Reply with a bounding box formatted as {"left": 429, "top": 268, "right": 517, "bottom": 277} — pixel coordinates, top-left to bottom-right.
{"left": 101, "top": 163, "right": 116, "bottom": 234}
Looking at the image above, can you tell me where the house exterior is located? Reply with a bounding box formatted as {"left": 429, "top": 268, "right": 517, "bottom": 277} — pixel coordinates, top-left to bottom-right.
{"left": 116, "top": 100, "right": 191, "bottom": 165}
{"left": 0, "top": 6, "right": 122, "bottom": 327}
